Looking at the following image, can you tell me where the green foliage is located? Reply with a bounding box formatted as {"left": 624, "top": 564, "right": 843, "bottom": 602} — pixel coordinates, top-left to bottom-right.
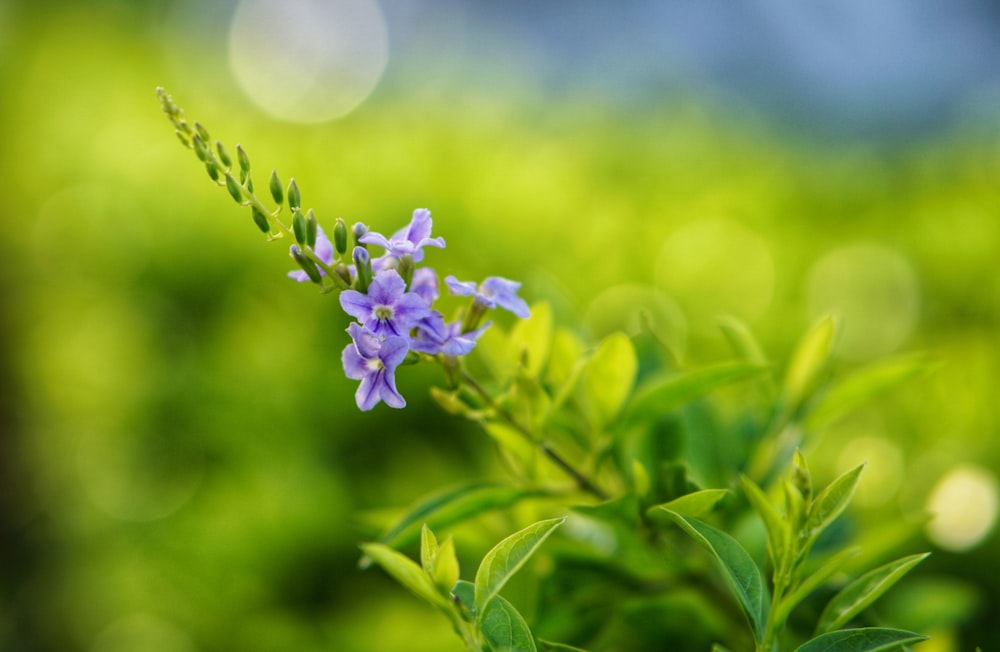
{"left": 475, "top": 518, "right": 566, "bottom": 616}
{"left": 794, "top": 628, "right": 928, "bottom": 652}
{"left": 816, "top": 554, "right": 931, "bottom": 634}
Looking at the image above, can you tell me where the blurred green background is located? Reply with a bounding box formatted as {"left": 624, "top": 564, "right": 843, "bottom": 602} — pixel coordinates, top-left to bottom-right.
{"left": 1, "top": 0, "right": 999, "bottom": 650}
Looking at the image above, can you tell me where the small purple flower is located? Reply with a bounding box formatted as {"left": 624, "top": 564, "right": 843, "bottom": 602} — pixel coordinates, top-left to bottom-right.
{"left": 340, "top": 269, "right": 431, "bottom": 338}
{"left": 288, "top": 225, "right": 334, "bottom": 282}
{"left": 445, "top": 275, "right": 531, "bottom": 318}
{"left": 359, "top": 208, "right": 445, "bottom": 262}
{"left": 411, "top": 311, "right": 490, "bottom": 356}
{"left": 410, "top": 267, "right": 439, "bottom": 306}
{"left": 342, "top": 323, "right": 408, "bottom": 410}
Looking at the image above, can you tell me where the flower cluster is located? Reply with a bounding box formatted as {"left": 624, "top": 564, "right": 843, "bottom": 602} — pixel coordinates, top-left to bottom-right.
{"left": 292, "top": 209, "right": 530, "bottom": 411}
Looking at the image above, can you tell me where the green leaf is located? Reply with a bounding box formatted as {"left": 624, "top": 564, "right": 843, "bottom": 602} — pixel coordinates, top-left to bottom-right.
{"left": 718, "top": 315, "right": 769, "bottom": 366}
{"left": 783, "top": 315, "right": 836, "bottom": 417}
{"left": 625, "top": 362, "right": 768, "bottom": 421}
{"left": 480, "top": 595, "right": 537, "bottom": 652}
{"left": 740, "top": 476, "right": 790, "bottom": 570}
{"left": 573, "top": 493, "right": 641, "bottom": 528}
{"left": 420, "top": 523, "right": 439, "bottom": 572}
{"left": 538, "top": 639, "right": 590, "bottom": 651}
{"left": 545, "top": 327, "right": 585, "bottom": 390}
{"left": 776, "top": 547, "right": 861, "bottom": 625}
{"left": 806, "top": 354, "right": 932, "bottom": 429}
{"left": 432, "top": 536, "right": 461, "bottom": 594}
{"left": 794, "top": 627, "right": 928, "bottom": 652}
{"left": 359, "top": 542, "right": 451, "bottom": 610}
{"left": 508, "top": 302, "right": 554, "bottom": 379}
{"left": 474, "top": 517, "right": 566, "bottom": 617}
{"left": 647, "top": 489, "right": 730, "bottom": 519}
{"left": 817, "top": 553, "right": 931, "bottom": 634}
{"left": 452, "top": 579, "right": 476, "bottom": 618}
{"left": 581, "top": 332, "right": 637, "bottom": 427}
{"left": 657, "top": 510, "right": 769, "bottom": 642}
{"left": 361, "top": 483, "right": 546, "bottom": 567}
{"left": 805, "top": 464, "right": 865, "bottom": 541}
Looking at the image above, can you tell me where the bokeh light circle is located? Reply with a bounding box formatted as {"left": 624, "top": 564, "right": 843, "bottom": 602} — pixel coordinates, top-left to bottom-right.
{"left": 805, "top": 243, "right": 920, "bottom": 360}
{"left": 925, "top": 464, "right": 998, "bottom": 552}
{"left": 228, "top": 0, "right": 389, "bottom": 123}
{"left": 654, "top": 218, "right": 775, "bottom": 333}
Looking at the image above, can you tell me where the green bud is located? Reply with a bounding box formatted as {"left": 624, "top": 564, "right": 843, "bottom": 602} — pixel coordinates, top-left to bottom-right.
{"left": 194, "top": 121, "right": 210, "bottom": 143}
{"left": 353, "top": 246, "right": 372, "bottom": 293}
{"left": 206, "top": 161, "right": 219, "bottom": 181}
{"left": 305, "top": 209, "right": 318, "bottom": 248}
{"left": 291, "top": 245, "right": 322, "bottom": 284}
{"left": 287, "top": 179, "right": 301, "bottom": 211}
{"left": 352, "top": 222, "right": 367, "bottom": 245}
{"left": 792, "top": 449, "right": 812, "bottom": 504}
{"left": 225, "top": 173, "right": 243, "bottom": 203}
{"left": 175, "top": 130, "right": 190, "bottom": 148}
{"left": 292, "top": 209, "right": 306, "bottom": 244}
{"left": 216, "top": 141, "right": 232, "bottom": 168}
{"left": 269, "top": 169, "right": 283, "bottom": 205}
{"left": 236, "top": 144, "right": 251, "bottom": 173}
{"left": 192, "top": 135, "right": 208, "bottom": 162}
{"left": 334, "top": 218, "right": 348, "bottom": 255}
{"left": 334, "top": 264, "right": 352, "bottom": 286}
{"left": 251, "top": 207, "right": 270, "bottom": 233}
{"left": 239, "top": 167, "right": 248, "bottom": 184}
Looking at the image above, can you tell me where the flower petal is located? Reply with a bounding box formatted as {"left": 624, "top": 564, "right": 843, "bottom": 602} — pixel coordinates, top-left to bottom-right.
{"left": 314, "top": 225, "right": 334, "bottom": 265}
{"left": 355, "top": 373, "right": 381, "bottom": 411}
{"left": 340, "top": 290, "right": 374, "bottom": 322}
{"left": 378, "top": 369, "right": 406, "bottom": 408}
{"left": 358, "top": 231, "right": 392, "bottom": 250}
{"left": 347, "top": 322, "right": 381, "bottom": 359}
{"left": 445, "top": 275, "right": 477, "bottom": 297}
{"left": 379, "top": 335, "right": 410, "bottom": 369}
{"left": 368, "top": 269, "right": 406, "bottom": 305}
{"left": 342, "top": 342, "right": 368, "bottom": 381}
{"left": 404, "top": 208, "right": 433, "bottom": 244}
{"left": 482, "top": 276, "right": 530, "bottom": 318}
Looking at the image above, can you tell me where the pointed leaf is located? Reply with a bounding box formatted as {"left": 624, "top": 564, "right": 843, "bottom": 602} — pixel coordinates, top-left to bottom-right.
{"left": 806, "top": 354, "right": 932, "bottom": 430}
{"left": 360, "top": 542, "right": 451, "bottom": 610}
{"left": 480, "top": 595, "right": 537, "bottom": 652}
{"left": 582, "top": 332, "right": 637, "bottom": 426}
{"left": 805, "top": 464, "right": 865, "bottom": 541}
{"left": 648, "top": 489, "right": 731, "bottom": 519}
{"left": 625, "top": 362, "right": 768, "bottom": 420}
{"left": 658, "top": 509, "right": 769, "bottom": 642}
{"left": 432, "top": 537, "right": 461, "bottom": 594}
{"left": 794, "top": 627, "right": 927, "bottom": 652}
{"left": 718, "top": 315, "right": 769, "bottom": 366}
{"left": 420, "top": 524, "right": 439, "bottom": 572}
{"left": 776, "top": 547, "right": 861, "bottom": 624}
{"left": 740, "top": 476, "right": 790, "bottom": 569}
{"left": 817, "top": 553, "right": 931, "bottom": 634}
{"left": 474, "top": 517, "right": 566, "bottom": 617}
{"left": 783, "top": 315, "right": 836, "bottom": 416}
{"left": 508, "top": 302, "right": 553, "bottom": 379}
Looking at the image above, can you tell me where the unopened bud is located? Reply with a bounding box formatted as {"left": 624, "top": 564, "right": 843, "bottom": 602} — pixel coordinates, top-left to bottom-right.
{"left": 352, "top": 222, "right": 367, "bottom": 245}
{"left": 246, "top": 176, "right": 254, "bottom": 193}
{"left": 792, "top": 449, "right": 812, "bottom": 504}
{"left": 225, "top": 174, "right": 243, "bottom": 203}
{"left": 194, "top": 121, "right": 210, "bottom": 143}
{"left": 251, "top": 207, "right": 270, "bottom": 233}
{"left": 175, "top": 130, "right": 191, "bottom": 148}
{"left": 353, "top": 246, "right": 372, "bottom": 293}
{"left": 334, "top": 264, "right": 352, "bottom": 286}
{"left": 305, "top": 209, "right": 318, "bottom": 248}
{"left": 206, "top": 161, "right": 219, "bottom": 181}
{"left": 216, "top": 141, "right": 232, "bottom": 168}
{"left": 192, "top": 135, "right": 208, "bottom": 162}
{"left": 287, "top": 179, "right": 301, "bottom": 211}
{"left": 236, "top": 144, "right": 251, "bottom": 173}
{"left": 291, "top": 245, "right": 322, "bottom": 284}
{"left": 399, "top": 254, "right": 415, "bottom": 288}
{"left": 334, "top": 218, "right": 348, "bottom": 255}
{"left": 269, "top": 169, "right": 283, "bottom": 205}
{"left": 292, "top": 210, "right": 306, "bottom": 244}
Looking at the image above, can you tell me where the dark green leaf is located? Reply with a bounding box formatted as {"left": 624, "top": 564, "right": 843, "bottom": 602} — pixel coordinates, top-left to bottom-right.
{"left": 657, "top": 509, "right": 770, "bottom": 642}
{"left": 452, "top": 579, "right": 476, "bottom": 618}
{"left": 817, "top": 553, "right": 931, "bottom": 634}
{"left": 480, "top": 595, "right": 537, "bottom": 652}
{"left": 625, "top": 362, "right": 768, "bottom": 420}
{"left": 475, "top": 517, "right": 566, "bottom": 617}
{"left": 794, "top": 627, "right": 927, "bottom": 652}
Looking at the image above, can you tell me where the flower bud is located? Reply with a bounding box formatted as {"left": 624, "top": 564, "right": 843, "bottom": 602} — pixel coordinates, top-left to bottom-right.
{"left": 175, "top": 130, "right": 190, "bottom": 148}
{"left": 206, "top": 161, "right": 219, "bottom": 181}
{"left": 334, "top": 218, "right": 348, "bottom": 255}
{"left": 353, "top": 246, "right": 372, "bottom": 293}
{"left": 399, "top": 254, "right": 415, "bottom": 288}
{"left": 216, "top": 141, "right": 232, "bottom": 168}
{"left": 334, "top": 264, "right": 352, "bottom": 286}
{"left": 287, "top": 179, "right": 301, "bottom": 211}
{"left": 194, "top": 121, "right": 210, "bottom": 143}
{"left": 291, "top": 245, "right": 322, "bottom": 284}
{"left": 246, "top": 176, "right": 254, "bottom": 193}
{"left": 305, "top": 209, "right": 318, "bottom": 248}
{"left": 192, "top": 135, "right": 208, "bottom": 162}
{"left": 236, "top": 144, "right": 251, "bottom": 173}
{"left": 225, "top": 173, "right": 243, "bottom": 203}
{"left": 251, "top": 207, "right": 270, "bottom": 233}
{"left": 269, "top": 169, "right": 283, "bottom": 205}
{"left": 292, "top": 209, "right": 306, "bottom": 244}
{"left": 352, "top": 222, "right": 367, "bottom": 246}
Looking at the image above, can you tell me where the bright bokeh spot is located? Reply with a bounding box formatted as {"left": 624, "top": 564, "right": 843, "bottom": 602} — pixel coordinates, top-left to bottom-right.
{"left": 806, "top": 243, "right": 920, "bottom": 360}
{"left": 654, "top": 218, "right": 775, "bottom": 333}
{"left": 925, "top": 465, "right": 998, "bottom": 552}
{"left": 835, "top": 435, "right": 904, "bottom": 507}
{"left": 228, "top": 0, "right": 389, "bottom": 123}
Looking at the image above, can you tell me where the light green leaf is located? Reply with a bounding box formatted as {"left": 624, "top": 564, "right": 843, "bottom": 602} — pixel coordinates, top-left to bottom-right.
{"left": 420, "top": 524, "right": 439, "bottom": 572}
{"left": 740, "top": 476, "right": 790, "bottom": 570}
{"left": 432, "top": 536, "right": 461, "bottom": 594}
{"left": 362, "top": 483, "right": 547, "bottom": 567}
{"left": 806, "top": 354, "right": 932, "bottom": 429}
{"left": 582, "top": 332, "right": 637, "bottom": 427}
{"left": 625, "top": 362, "right": 768, "bottom": 420}
{"left": 783, "top": 315, "right": 836, "bottom": 416}
{"left": 480, "top": 595, "right": 537, "bottom": 652}
{"left": 805, "top": 464, "right": 865, "bottom": 541}
{"left": 506, "top": 375, "right": 553, "bottom": 432}
{"left": 718, "top": 315, "right": 769, "bottom": 366}
{"left": 794, "top": 627, "right": 927, "bottom": 652}
{"left": 817, "top": 553, "right": 931, "bottom": 634}
{"left": 474, "top": 517, "right": 566, "bottom": 617}
{"left": 508, "top": 302, "right": 553, "bottom": 379}
{"left": 648, "top": 489, "right": 731, "bottom": 519}
{"left": 360, "top": 542, "right": 451, "bottom": 610}
{"left": 545, "top": 327, "right": 585, "bottom": 390}
{"left": 658, "top": 510, "right": 770, "bottom": 642}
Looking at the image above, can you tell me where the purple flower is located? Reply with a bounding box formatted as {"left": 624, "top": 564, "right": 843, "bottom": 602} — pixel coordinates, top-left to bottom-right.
{"left": 444, "top": 275, "right": 531, "bottom": 318}
{"left": 410, "top": 267, "right": 439, "bottom": 306}
{"left": 340, "top": 269, "right": 431, "bottom": 338}
{"left": 411, "top": 311, "right": 490, "bottom": 356}
{"left": 359, "top": 208, "right": 445, "bottom": 263}
{"left": 342, "top": 323, "right": 408, "bottom": 410}
{"left": 288, "top": 225, "right": 334, "bottom": 282}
